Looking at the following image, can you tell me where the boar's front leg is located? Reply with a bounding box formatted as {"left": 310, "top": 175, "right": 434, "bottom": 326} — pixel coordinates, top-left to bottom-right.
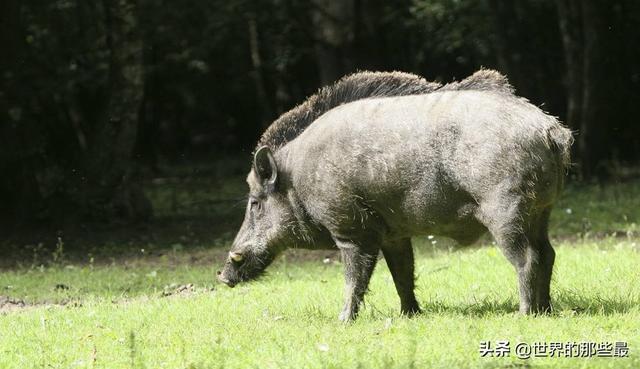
{"left": 381, "top": 239, "right": 421, "bottom": 316}
{"left": 336, "top": 240, "right": 380, "bottom": 322}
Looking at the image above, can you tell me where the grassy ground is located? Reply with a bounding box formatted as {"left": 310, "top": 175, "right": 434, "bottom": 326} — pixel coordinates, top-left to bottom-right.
{"left": 1, "top": 175, "right": 640, "bottom": 368}
{"left": 1, "top": 239, "right": 639, "bottom": 368}
{"left": 551, "top": 181, "right": 640, "bottom": 238}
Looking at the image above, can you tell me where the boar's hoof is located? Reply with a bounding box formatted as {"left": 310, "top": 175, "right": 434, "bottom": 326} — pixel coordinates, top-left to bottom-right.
{"left": 400, "top": 305, "right": 422, "bottom": 317}
{"left": 338, "top": 310, "right": 357, "bottom": 323}
{"left": 519, "top": 303, "right": 553, "bottom": 315}
{"left": 531, "top": 303, "right": 553, "bottom": 315}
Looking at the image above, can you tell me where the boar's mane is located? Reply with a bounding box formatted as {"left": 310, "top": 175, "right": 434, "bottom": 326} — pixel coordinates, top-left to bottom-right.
{"left": 438, "top": 69, "right": 514, "bottom": 94}
{"left": 257, "top": 69, "right": 514, "bottom": 150}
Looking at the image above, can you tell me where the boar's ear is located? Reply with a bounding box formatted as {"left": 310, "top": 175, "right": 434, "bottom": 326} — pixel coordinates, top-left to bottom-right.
{"left": 253, "top": 146, "right": 278, "bottom": 192}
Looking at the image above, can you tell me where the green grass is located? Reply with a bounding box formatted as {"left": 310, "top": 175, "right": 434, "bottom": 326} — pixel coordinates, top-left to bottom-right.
{"left": 1, "top": 239, "right": 638, "bottom": 368}
{"left": 551, "top": 181, "right": 640, "bottom": 238}
{"left": 3, "top": 177, "right": 640, "bottom": 368}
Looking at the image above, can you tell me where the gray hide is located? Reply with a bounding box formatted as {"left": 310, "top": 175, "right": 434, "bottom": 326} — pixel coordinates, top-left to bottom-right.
{"left": 217, "top": 69, "right": 573, "bottom": 322}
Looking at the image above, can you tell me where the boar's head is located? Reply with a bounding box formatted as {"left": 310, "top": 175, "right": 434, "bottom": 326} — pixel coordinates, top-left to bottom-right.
{"left": 217, "top": 146, "right": 298, "bottom": 287}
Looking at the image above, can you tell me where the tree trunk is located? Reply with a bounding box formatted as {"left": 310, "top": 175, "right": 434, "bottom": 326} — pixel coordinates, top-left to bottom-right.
{"left": 310, "top": 0, "right": 355, "bottom": 85}
{"left": 556, "top": 0, "right": 582, "bottom": 129}
{"left": 83, "top": 0, "right": 150, "bottom": 220}
{"left": 580, "top": 1, "right": 609, "bottom": 179}
{"left": 0, "top": 0, "right": 44, "bottom": 222}
{"left": 247, "top": 14, "right": 274, "bottom": 127}
{"left": 134, "top": 39, "right": 160, "bottom": 174}
{"left": 489, "top": 0, "right": 518, "bottom": 86}
{"left": 556, "top": 0, "right": 611, "bottom": 179}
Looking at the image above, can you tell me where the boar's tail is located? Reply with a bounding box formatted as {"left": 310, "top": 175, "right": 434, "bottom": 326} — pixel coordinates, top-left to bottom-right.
{"left": 547, "top": 123, "right": 573, "bottom": 169}
{"left": 546, "top": 122, "right": 574, "bottom": 193}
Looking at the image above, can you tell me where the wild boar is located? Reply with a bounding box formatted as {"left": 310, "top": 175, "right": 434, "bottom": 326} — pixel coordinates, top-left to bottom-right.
{"left": 217, "top": 69, "right": 573, "bottom": 322}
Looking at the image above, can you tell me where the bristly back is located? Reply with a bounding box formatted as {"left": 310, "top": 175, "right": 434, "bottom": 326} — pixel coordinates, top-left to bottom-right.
{"left": 257, "top": 71, "right": 441, "bottom": 150}
{"left": 258, "top": 69, "right": 513, "bottom": 150}
{"left": 439, "top": 69, "right": 514, "bottom": 94}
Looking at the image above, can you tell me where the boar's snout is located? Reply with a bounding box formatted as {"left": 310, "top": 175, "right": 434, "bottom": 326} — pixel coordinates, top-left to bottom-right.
{"left": 216, "top": 252, "right": 245, "bottom": 287}
{"left": 216, "top": 270, "right": 237, "bottom": 288}
{"left": 216, "top": 247, "right": 276, "bottom": 288}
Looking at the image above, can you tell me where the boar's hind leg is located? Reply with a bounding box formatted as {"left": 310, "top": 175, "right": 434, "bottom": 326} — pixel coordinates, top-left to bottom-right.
{"left": 533, "top": 208, "right": 555, "bottom": 313}
{"left": 492, "top": 229, "right": 539, "bottom": 314}
{"left": 336, "top": 241, "right": 380, "bottom": 322}
{"left": 381, "top": 239, "right": 421, "bottom": 316}
{"left": 480, "top": 200, "right": 552, "bottom": 315}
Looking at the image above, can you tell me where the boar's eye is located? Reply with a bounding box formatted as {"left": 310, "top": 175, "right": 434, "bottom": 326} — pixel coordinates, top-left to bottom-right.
{"left": 249, "top": 197, "right": 260, "bottom": 210}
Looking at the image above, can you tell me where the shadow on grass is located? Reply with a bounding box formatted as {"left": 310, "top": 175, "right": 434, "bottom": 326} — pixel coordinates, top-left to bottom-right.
{"left": 552, "top": 295, "right": 640, "bottom": 315}
{"left": 420, "top": 299, "right": 520, "bottom": 317}
{"left": 417, "top": 295, "right": 638, "bottom": 317}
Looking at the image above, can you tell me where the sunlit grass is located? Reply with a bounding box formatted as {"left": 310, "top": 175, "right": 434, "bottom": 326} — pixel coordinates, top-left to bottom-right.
{"left": 1, "top": 240, "right": 638, "bottom": 368}
{"left": 2, "top": 179, "right": 640, "bottom": 367}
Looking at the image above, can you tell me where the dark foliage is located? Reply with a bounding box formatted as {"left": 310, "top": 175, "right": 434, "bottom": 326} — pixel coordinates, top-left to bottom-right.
{"left": 1, "top": 0, "right": 639, "bottom": 224}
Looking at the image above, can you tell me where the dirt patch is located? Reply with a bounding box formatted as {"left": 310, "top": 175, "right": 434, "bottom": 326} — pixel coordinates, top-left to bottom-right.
{"left": 0, "top": 296, "right": 29, "bottom": 314}
{"left": 161, "top": 283, "right": 197, "bottom": 297}
{"left": 0, "top": 296, "right": 69, "bottom": 314}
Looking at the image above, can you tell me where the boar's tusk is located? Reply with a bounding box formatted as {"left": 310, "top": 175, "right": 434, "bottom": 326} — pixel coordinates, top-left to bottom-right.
{"left": 230, "top": 252, "right": 244, "bottom": 262}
